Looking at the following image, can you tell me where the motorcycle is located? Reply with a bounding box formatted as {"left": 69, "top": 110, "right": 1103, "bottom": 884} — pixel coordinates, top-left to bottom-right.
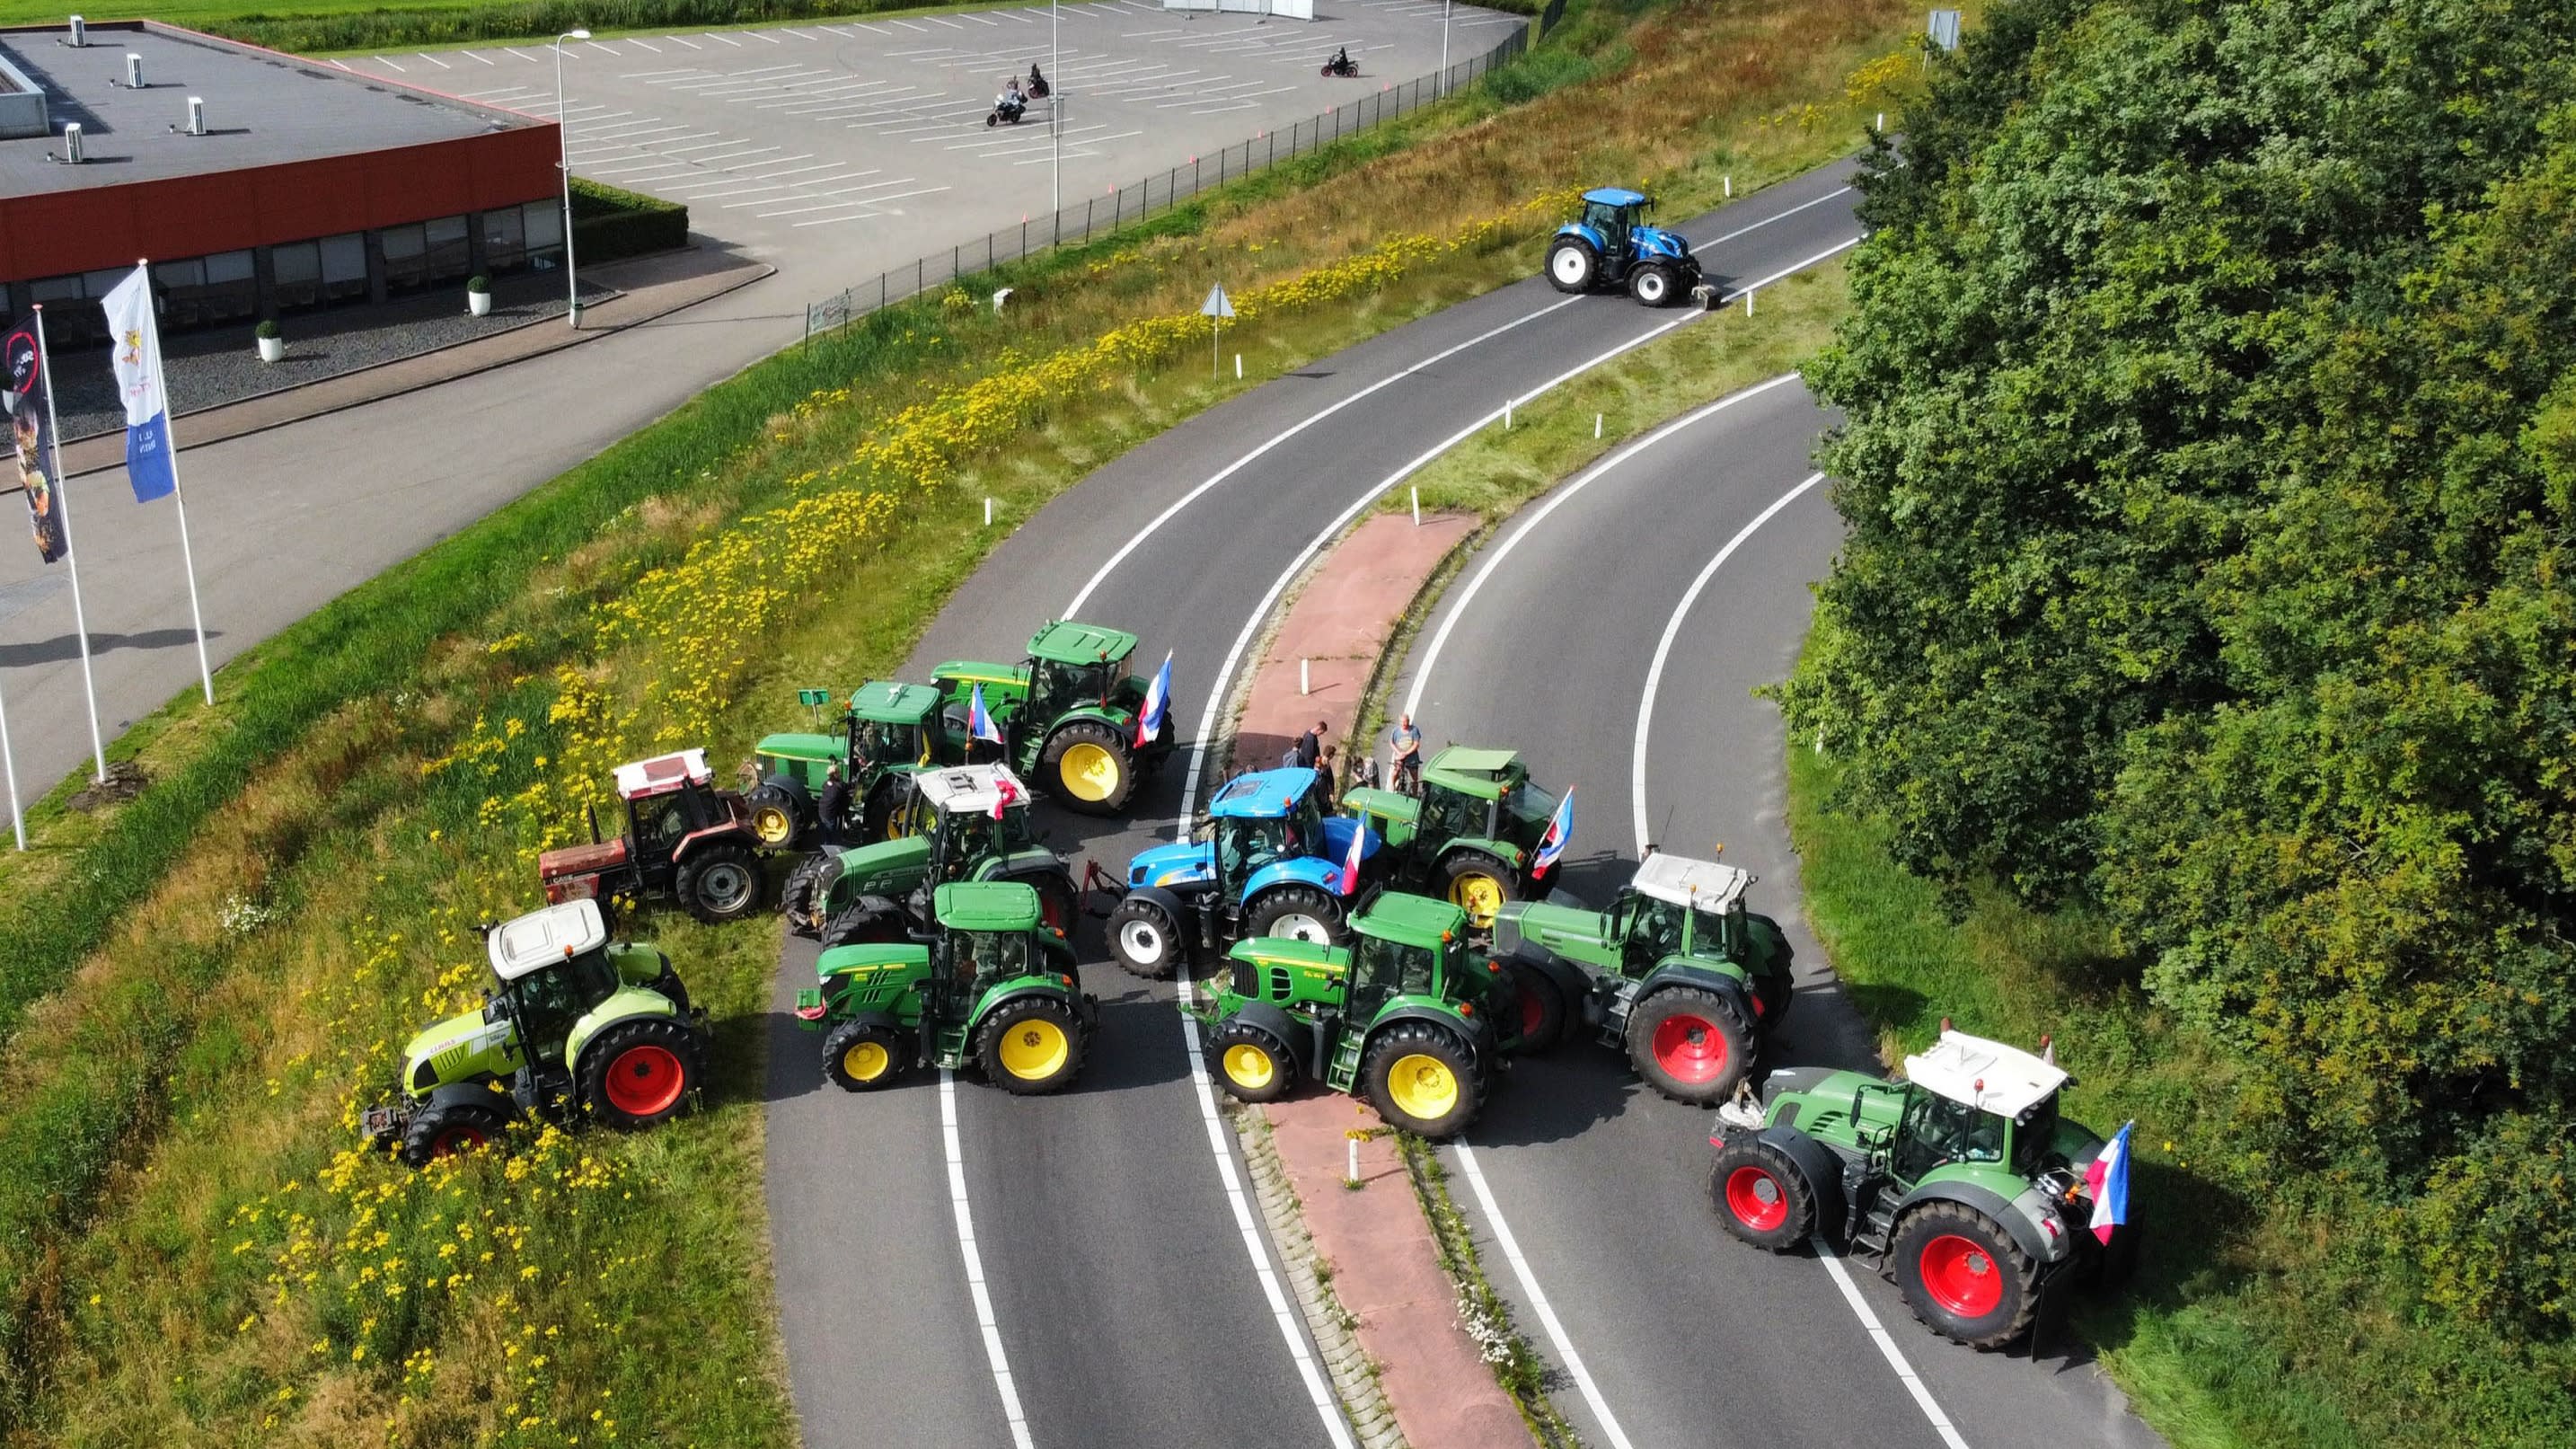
{"left": 1321, "top": 52, "right": 1358, "bottom": 78}
{"left": 988, "top": 96, "right": 1028, "bottom": 128}
{"left": 1026, "top": 70, "right": 1052, "bottom": 100}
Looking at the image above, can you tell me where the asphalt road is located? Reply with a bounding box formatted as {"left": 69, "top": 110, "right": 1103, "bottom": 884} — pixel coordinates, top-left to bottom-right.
{"left": 1385, "top": 378, "right": 2166, "bottom": 1449}
{"left": 764, "top": 161, "right": 1884, "bottom": 1447}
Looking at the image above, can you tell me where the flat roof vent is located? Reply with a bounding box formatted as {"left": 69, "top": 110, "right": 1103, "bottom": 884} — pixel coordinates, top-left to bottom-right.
{"left": 62, "top": 119, "right": 83, "bottom": 163}
{"left": 68, "top": 14, "right": 86, "bottom": 48}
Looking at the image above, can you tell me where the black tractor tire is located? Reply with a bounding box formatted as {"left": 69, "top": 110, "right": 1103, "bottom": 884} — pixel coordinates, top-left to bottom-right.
{"left": 819, "top": 897, "right": 911, "bottom": 950}
{"left": 745, "top": 782, "right": 807, "bottom": 851}
{"left": 781, "top": 853, "right": 838, "bottom": 936}
{"left": 821, "top": 1018, "right": 909, "bottom": 1092}
{"left": 1626, "top": 985, "right": 1755, "bottom": 1104}
{"left": 1243, "top": 885, "right": 1346, "bottom": 945}
{"left": 1754, "top": 968, "right": 1793, "bottom": 1029}
{"left": 1362, "top": 1020, "right": 1484, "bottom": 1139}
{"left": 578, "top": 1017, "right": 705, "bottom": 1129}
{"left": 676, "top": 842, "right": 764, "bottom": 923}
{"left": 1546, "top": 237, "right": 1599, "bottom": 294}
{"left": 1707, "top": 1136, "right": 1817, "bottom": 1251}
{"left": 1038, "top": 719, "right": 1136, "bottom": 816}
{"left": 399, "top": 1095, "right": 515, "bottom": 1167}
{"left": 1892, "top": 1201, "right": 2042, "bottom": 1349}
{"left": 1107, "top": 895, "right": 1185, "bottom": 979}
{"left": 1206, "top": 1020, "right": 1295, "bottom": 1104}
{"left": 1628, "top": 261, "right": 1679, "bottom": 307}
{"left": 860, "top": 781, "right": 929, "bottom": 843}
{"left": 976, "top": 994, "right": 1087, "bottom": 1095}
{"left": 1438, "top": 851, "right": 1519, "bottom": 932}
{"left": 1506, "top": 960, "right": 1567, "bottom": 1053}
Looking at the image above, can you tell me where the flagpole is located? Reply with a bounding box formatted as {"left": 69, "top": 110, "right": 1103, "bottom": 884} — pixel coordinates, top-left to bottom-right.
{"left": 0, "top": 675, "right": 22, "bottom": 850}
{"left": 31, "top": 305, "right": 108, "bottom": 783}
{"left": 136, "top": 261, "right": 215, "bottom": 705}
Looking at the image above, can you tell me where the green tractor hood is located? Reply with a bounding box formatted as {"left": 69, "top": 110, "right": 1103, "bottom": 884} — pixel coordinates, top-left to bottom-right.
{"left": 755, "top": 731, "right": 842, "bottom": 766}
{"left": 822, "top": 834, "right": 935, "bottom": 912}
{"left": 1491, "top": 897, "right": 1617, "bottom": 969}
{"left": 398, "top": 1004, "right": 520, "bottom": 1100}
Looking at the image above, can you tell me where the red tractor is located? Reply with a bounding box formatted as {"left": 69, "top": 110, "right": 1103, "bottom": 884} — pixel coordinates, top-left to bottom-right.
{"left": 538, "top": 749, "right": 771, "bottom": 923}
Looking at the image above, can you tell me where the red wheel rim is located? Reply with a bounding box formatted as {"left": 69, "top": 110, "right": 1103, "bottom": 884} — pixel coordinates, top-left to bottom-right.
{"left": 433, "top": 1127, "right": 489, "bottom": 1156}
{"left": 1520, "top": 985, "right": 1545, "bottom": 1038}
{"left": 1650, "top": 1012, "right": 1728, "bottom": 1083}
{"left": 604, "top": 1044, "right": 686, "bottom": 1116}
{"left": 1919, "top": 1234, "right": 2002, "bottom": 1318}
{"left": 1725, "top": 1165, "right": 1786, "bottom": 1231}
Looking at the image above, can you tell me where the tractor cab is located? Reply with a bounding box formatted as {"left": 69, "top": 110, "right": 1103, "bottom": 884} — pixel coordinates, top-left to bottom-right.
{"left": 1339, "top": 891, "right": 1504, "bottom": 1029}
{"left": 1883, "top": 1031, "right": 2071, "bottom": 1186}
{"left": 485, "top": 899, "right": 622, "bottom": 1071}
{"left": 1606, "top": 853, "right": 1757, "bottom": 971}
{"left": 1023, "top": 620, "right": 1137, "bottom": 722}
{"left": 928, "top": 620, "right": 1172, "bottom": 816}
{"left": 1342, "top": 746, "right": 1560, "bottom": 927}
{"left": 748, "top": 682, "right": 947, "bottom": 849}
{"left": 847, "top": 680, "right": 942, "bottom": 771}
{"left": 913, "top": 764, "right": 1042, "bottom": 886}
{"left": 537, "top": 750, "right": 770, "bottom": 923}
{"left": 803, "top": 764, "right": 1081, "bottom": 941}
{"left": 1577, "top": 189, "right": 1649, "bottom": 247}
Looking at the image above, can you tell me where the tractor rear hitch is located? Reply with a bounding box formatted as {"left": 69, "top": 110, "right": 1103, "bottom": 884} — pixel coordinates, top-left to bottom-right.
{"left": 1692, "top": 283, "right": 1720, "bottom": 310}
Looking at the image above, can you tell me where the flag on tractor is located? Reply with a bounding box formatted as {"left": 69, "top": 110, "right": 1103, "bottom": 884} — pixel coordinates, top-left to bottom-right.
{"left": 101, "top": 267, "right": 177, "bottom": 504}
{"left": 2, "top": 318, "right": 67, "bottom": 564}
{"left": 1135, "top": 650, "right": 1173, "bottom": 748}
{"left": 1531, "top": 786, "right": 1575, "bottom": 878}
{"left": 1339, "top": 819, "right": 1367, "bottom": 896}
{"left": 990, "top": 773, "right": 1022, "bottom": 822}
{"left": 968, "top": 682, "right": 1003, "bottom": 745}
{"left": 2086, "top": 1121, "right": 2134, "bottom": 1245}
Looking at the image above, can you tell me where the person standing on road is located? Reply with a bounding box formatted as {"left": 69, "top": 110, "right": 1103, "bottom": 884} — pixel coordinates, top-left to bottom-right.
{"left": 1292, "top": 719, "right": 1327, "bottom": 772}
{"left": 1314, "top": 744, "right": 1341, "bottom": 810}
{"left": 1389, "top": 712, "right": 1423, "bottom": 794}
{"left": 818, "top": 764, "right": 853, "bottom": 848}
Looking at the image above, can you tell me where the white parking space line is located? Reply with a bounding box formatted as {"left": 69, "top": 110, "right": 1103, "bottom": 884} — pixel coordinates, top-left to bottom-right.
{"left": 1010, "top": 129, "right": 1142, "bottom": 161}
{"left": 416, "top": 52, "right": 450, "bottom": 68}
{"left": 782, "top": 27, "right": 820, "bottom": 39}
{"left": 585, "top": 40, "right": 622, "bottom": 56}
{"left": 373, "top": 55, "right": 406, "bottom": 72}
{"left": 620, "top": 66, "right": 699, "bottom": 79}
{"left": 628, "top": 38, "right": 663, "bottom": 53}
{"left": 708, "top": 32, "right": 745, "bottom": 46}
{"left": 751, "top": 31, "right": 784, "bottom": 43}
{"left": 463, "top": 49, "right": 495, "bottom": 65}
{"left": 668, "top": 35, "right": 702, "bottom": 49}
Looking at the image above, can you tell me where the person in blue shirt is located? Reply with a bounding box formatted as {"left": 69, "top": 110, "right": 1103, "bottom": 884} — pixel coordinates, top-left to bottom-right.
{"left": 1389, "top": 712, "right": 1423, "bottom": 794}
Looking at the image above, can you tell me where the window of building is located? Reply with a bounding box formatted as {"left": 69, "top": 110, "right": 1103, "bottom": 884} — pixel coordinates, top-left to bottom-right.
{"left": 271, "top": 240, "right": 322, "bottom": 309}
{"left": 380, "top": 223, "right": 428, "bottom": 294}
{"left": 320, "top": 233, "right": 367, "bottom": 304}
{"left": 525, "top": 199, "right": 566, "bottom": 269}
{"left": 482, "top": 206, "right": 527, "bottom": 271}
{"left": 155, "top": 251, "right": 257, "bottom": 328}
{"left": 424, "top": 215, "right": 470, "bottom": 284}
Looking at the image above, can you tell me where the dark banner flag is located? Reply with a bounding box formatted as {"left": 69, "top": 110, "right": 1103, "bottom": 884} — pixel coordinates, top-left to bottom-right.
{"left": 2, "top": 319, "right": 68, "bottom": 565}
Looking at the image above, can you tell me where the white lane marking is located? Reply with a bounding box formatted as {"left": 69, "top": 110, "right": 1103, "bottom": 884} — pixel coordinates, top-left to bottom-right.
{"left": 1814, "top": 1240, "right": 1975, "bottom": 1449}
{"left": 1452, "top": 1144, "right": 1636, "bottom": 1449}
{"left": 1685, "top": 184, "right": 1856, "bottom": 253}
{"left": 1629, "top": 470, "right": 1824, "bottom": 852}
{"left": 1402, "top": 374, "right": 1806, "bottom": 718}
{"left": 941, "top": 1070, "right": 1037, "bottom": 1449}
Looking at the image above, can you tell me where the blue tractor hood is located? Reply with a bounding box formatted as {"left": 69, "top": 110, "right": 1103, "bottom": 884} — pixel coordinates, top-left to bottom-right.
{"left": 1129, "top": 839, "right": 1215, "bottom": 889}
{"left": 1633, "top": 225, "right": 1692, "bottom": 261}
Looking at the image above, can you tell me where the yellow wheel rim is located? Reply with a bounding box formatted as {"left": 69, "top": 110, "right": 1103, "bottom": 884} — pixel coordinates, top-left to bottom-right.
{"left": 1386, "top": 1053, "right": 1459, "bottom": 1120}
{"left": 842, "top": 1039, "right": 890, "bottom": 1082}
{"left": 885, "top": 799, "right": 926, "bottom": 840}
{"left": 754, "top": 806, "right": 796, "bottom": 846}
{"left": 998, "top": 1018, "right": 1071, "bottom": 1080}
{"left": 1223, "top": 1043, "right": 1277, "bottom": 1091}
{"left": 1060, "top": 742, "right": 1122, "bottom": 802}
{"left": 1448, "top": 872, "right": 1505, "bottom": 928}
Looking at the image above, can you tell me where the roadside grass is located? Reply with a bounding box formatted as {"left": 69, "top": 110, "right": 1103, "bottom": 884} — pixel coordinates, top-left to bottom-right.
{"left": 0, "top": 1, "right": 1935, "bottom": 1443}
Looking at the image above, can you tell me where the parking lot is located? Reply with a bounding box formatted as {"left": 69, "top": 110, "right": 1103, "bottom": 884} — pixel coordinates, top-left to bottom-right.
{"left": 339, "top": 1, "right": 1522, "bottom": 293}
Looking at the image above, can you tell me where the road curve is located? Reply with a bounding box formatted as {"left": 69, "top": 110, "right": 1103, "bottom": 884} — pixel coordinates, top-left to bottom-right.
{"left": 1388, "top": 375, "right": 2166, "bottom": 1449}
{"left": 763, "top": 163, "right": 1868, "bottom": 1448}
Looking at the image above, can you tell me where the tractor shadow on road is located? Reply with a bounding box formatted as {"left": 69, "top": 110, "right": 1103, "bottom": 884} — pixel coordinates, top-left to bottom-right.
{"left": 1472, "top": 1049, "right": 1639, "bottom": 1149}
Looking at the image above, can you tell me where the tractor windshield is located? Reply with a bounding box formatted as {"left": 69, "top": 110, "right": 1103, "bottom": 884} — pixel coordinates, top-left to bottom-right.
{"left": 630, "top": 793, "right": 689, "bottom": 856}
{"left": 1623, "top": 896, "right": 1686, "bottom": 966}
{"left": 507, "top": 953, "right": 616, "bottom": 1062}
{"left": 948, "top": 929, "right": 1032, "bottom": 985}
{"left": 851, "top": 718, "right": 922, "bottom": 768}
{"left": 1420, "top": 783, "right": 1489, "bottom": 844}
{"left": 1582, "top": 199, "right": 1638, "bottom": 238}
{"left": 1029, "top": 658, "right": 1114, "bottom": 718}
{"left": 1893, "top": 1088, "right": 2007, "bottom": 1182}
{"left": 1353, "top": 932, "right": 1438, "bottom": 1002}
{"left": 2011, "top": 1093, "right": 2063, "bottom": 1177}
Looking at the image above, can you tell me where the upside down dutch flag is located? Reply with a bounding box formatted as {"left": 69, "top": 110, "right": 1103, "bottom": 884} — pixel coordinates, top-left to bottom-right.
{"left": 989, "top": 772, "right": 1022, "bottom": 822}
{"left": 967, "top": 682, "right": 1003, "bottom": 746}
{"left": 1531, "top": 787, "right": 1575, "bottom": 879}
{"left": 1135, "top": 650, "right": 1172, "bottom": 749}
{"left": 2086, "top": 1121, "right": 2134, "bottom": 1245}
{"left": 1339, "top": 818, "right": 1367, "bottom": 897}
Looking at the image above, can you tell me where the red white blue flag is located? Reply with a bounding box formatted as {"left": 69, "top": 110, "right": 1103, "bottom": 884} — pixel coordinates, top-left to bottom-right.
{"left": 1531, "top": 787, "right": 1574, "bottom": 879}
{"left": 989, "top": 772, "right": 1021, "bottom": 822}
{"left": 1135, "top": 650, "right": 1172, "bottom": 749}
{"left": 968, "top": 682, "right": 1003, "bottom": 746}
{"left": 1339, "top": 819, "right": 1367, "bottom": 897}
{"left": 2085, "top": 1121, "right": 2134, "bottom": 1245}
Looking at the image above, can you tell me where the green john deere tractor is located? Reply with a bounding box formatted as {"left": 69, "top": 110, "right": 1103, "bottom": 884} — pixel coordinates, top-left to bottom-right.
{"left": 362, "top": 898, "right": 708, "bottom": 1166}
{"left": 782, "top": 763, "right": 1079, "bottom": 945}
{"left": 929, "top": 620, "right": 1174, "bottom": 815}
{"left": 1341, "top": 746, "right": 1563, "bottom": 931}
{"left": 1491, "top": 852, "right": 1794, "bottom": 1100}
{"left": 1708, "top": 1025, "right": 2136, "bottom": 1348}
{"left": 744, "top": 680, "right": 949, "bottom": 849}
{"left": 794, "top": 881, "right": 1096, "bottom": 1094}
{"left": 1200, "top": 892, "right": 1515, "bottom": 1138}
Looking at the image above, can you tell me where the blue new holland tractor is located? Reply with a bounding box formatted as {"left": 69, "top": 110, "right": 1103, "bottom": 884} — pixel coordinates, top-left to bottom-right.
{"left": 1547, "top": 188, "right": 1704, "bottom": 307}
{"left": 1105, "top": 766, "right": 1380, "bottom": 978}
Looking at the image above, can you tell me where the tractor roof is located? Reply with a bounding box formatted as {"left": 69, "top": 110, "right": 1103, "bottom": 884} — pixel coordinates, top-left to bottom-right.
{"left": 488, "top": 898, "right": 608, "bottom": 981}
{"left": 934, "top": 880, "right": 1042, "bottom": 932}
{"left": 1904, "top": 1029, "right": 2068, "bottom": 1119}
{"left": 850, "top": 680, "right": 943, "bottom": 722}
{"left": 1210, "top": 767, "right": 1317, "bottom": 819}
{"left": 912, "top": 763, "right": 1030, "bottom": 816}
{"left": 1424, "top": 746, "right": 1524, "bottom": 799}
{"left": 1632, "top": 853, "right": 1755, "bottom": 914}
{"left": 1355, "top": 890, "right": 1469, "bottom": 947}
{"left": 1028, "top": 619, "right": 1138, "bottom": 665}
{"left": 755, "top": 731, "right": 840, "bottom": 762}
{"left": 613, "top": 749, "right": 712, "bottom": 801}
{"left": 1584, "top": 187, "right": 1649, "bottom": 207}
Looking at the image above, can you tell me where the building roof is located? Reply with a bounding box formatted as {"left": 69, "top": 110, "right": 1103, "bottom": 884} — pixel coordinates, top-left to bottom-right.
{"left": 913, "top": 763, "right": 1028, "bottom": 816}
{"left": 1631, "top": 853, "right": 1754, "bottom": 914}
{"left": 1903, "top": 1029, "right": 2068, "bottom": 1119}
{"left": 613, "top": 749, "right": 712, "bottom": 801}
{"left": 488, "top": 898, "right": 607, "bottom": 982}
{"left": 0, "top": 22, "right": 537, "bottom": 199}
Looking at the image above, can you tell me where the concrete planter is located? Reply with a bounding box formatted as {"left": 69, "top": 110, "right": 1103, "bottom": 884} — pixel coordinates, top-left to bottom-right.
{"left": 468, "top": 289, "right": 492, "bottom": 317}
{"left": 256, "top": 335, "right": 285, "bottom": 363}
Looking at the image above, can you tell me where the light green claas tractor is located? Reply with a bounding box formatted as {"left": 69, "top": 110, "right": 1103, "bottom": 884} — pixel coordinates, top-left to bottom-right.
{"left": 929, "top": 620, "right": 1174, "bottom": 815}
{"left": 1341, "top": 746, "right": 1563, "bottom": 931}
{"left": 794, "top": 881, "right": 1096, "bottom": 1094}
{"left": 1201, "top": 892, "right": 1514, "bottom": 1138}
{"left": 1490, "top": 853, "right": 1795, "bottom": 1101}
{"left": 1709, "top": 1026, "right": 2133, "bottom": 1348}
{"left": 783, "top": 763, "right": 1079, "bottom": 946}
{"left": 744, "top": 680, "right": 949, "bottom": 849}
{"left": 362, "top": 898, "right": 707, "bottom": 1166}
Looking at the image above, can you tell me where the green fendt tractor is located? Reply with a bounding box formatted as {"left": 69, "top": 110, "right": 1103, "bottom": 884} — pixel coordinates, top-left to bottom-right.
{"left": 1708, "top": 1025, "right": 2135, "bottom": 1348}
{"left": 930, "top": 620, "right": 1174, "bottom": 815}
{"left": 1490, "top": 853, "right": 1794, "bottom": 1100}
{"left": 1341, "top": 746, "right": 1563, "bottom": 931}
{"left": 745, "top": 681, "right": 948, "bottom": 849}
{"left": 363, "top": 898, "right": 708, "bottom": 1166}
{"left": 793, "top": 881, "right": 1096, "bottom": 1095}
{"left": 1200, "top": 892, "right": 1513, "bottom": 1137}
{"left": 782, "top": 763, "right": 1078, "bottom": 943}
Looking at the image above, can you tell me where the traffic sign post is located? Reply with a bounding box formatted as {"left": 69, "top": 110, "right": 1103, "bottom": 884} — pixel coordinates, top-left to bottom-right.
{"left": 1203, "top": 283, "right": 1235, "bottom": 377}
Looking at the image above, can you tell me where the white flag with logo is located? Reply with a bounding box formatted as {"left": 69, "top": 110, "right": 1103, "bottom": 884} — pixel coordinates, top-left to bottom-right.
{"left": 101, "top": 266, "right": 177, "bottom": 502}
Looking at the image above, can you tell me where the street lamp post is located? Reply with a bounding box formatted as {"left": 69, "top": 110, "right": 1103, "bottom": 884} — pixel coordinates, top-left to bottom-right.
{"left": 1050, "top": 1, "right": 1061, "bottom": 225}
{"left": 1442, "top": 0, "right": 1452, "bottom": 83}
{"left": 556, "top": 28, "right": 591, "bottom": 329}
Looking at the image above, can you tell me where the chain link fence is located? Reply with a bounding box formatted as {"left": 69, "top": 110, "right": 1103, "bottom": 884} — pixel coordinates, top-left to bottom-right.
{"left": 804, "top": 21, "right": 1536, "bottom": 346}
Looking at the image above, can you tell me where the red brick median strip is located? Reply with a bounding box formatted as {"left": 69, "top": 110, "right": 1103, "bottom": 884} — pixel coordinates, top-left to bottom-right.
{"left": 1232, "top": 509, "right": 1525, "bottom": 1448}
